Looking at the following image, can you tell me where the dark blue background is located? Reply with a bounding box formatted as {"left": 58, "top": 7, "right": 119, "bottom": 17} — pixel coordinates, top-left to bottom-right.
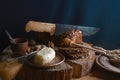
{"left": 0, "top": 0, "right": 120, "bottom": 52}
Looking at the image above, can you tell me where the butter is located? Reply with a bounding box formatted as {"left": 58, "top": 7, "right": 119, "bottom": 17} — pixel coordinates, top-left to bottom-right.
{"left": 34, "top": 47, "right": 55, "bottom": 65}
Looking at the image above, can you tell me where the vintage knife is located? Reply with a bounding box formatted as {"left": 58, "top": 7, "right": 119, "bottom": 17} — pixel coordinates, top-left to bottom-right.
{"left": 25, "top": 21, "right": 100, "bottom": 36}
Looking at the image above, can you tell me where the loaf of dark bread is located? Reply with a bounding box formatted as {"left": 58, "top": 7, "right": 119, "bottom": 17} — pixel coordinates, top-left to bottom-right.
{"left": 58, "top": 42, "right": 91, "bottom": 59}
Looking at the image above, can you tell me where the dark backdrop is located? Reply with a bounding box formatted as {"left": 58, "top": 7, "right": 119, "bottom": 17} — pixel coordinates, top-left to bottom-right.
{"left": 0, "top": 0, "right": 120, "bottom": 52}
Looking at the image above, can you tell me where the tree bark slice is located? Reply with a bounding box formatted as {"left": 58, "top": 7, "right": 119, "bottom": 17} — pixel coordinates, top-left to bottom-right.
{"left": 16, "top": 62, "right": 73, "bottom": 80}
{"left": 66, "top": 50, "right": 95, "bottom": 78}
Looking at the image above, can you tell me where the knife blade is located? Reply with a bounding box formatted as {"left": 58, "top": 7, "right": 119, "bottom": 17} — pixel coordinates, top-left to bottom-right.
{"left": 55, "top": 24, "right": 100, "bottom": 36}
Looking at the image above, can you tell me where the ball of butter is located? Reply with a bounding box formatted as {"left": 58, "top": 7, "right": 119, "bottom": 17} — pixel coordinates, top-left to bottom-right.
{"left": 34, "top": 47, "right": 55, "bottom": 65}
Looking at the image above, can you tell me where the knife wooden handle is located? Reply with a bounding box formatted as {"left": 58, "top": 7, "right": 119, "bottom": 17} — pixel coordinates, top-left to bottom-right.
{"left": 25, "top": 21, "right": 56, "bottom": 35}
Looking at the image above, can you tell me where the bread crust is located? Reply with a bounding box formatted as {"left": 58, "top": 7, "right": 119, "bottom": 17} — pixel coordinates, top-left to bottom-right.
{"left": 59, "top": 29, "right": 82, "bottom": 47}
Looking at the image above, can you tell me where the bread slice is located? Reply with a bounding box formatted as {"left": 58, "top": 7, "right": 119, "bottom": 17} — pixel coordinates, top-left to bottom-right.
{"left": 58, "top": 42, "right": 91, "bottom": 59}
{"left": 59, "top": 47, "right": 89, "bottom": 59}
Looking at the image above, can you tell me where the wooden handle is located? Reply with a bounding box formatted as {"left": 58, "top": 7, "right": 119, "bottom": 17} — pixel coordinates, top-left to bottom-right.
{"left": 25, "top": 21, "right": 56, "bottom": 35}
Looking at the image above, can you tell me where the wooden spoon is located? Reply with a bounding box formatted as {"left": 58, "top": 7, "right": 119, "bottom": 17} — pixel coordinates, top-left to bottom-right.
{"left": 5, "top": 30, "right": 16, "bottom": 44}
{"left": 72, "top": 43, "right": 107, "bottom": 54}
{"left": 72, "top": 43, "right": 120, "bottom": 59}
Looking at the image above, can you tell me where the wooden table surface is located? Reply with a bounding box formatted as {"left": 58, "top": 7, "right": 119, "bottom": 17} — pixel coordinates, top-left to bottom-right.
{"left": 1, "top": 45, "right": 120, "bottom": 80}
{"left": 72, "top": 61, "right": 120, "bottom": 80}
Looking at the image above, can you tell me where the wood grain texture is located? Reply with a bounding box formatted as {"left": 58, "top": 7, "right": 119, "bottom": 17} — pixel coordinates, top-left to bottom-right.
{"left": 66, "top": 50, "right": 95, "bottom": 78}
{"left": 16, "top": 62, "right": 73, "bottom": 80}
